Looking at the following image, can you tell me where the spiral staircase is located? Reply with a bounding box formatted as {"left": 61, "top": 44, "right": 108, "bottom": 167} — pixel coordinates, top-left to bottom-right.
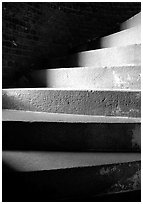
{"left": 2, "top": 12, "right": 141, "bottom": 201}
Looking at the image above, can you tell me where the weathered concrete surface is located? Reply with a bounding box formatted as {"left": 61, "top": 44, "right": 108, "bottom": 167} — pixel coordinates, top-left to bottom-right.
{"left": 2, "top": 151, "right": 140, "bottom": 171}
{"left": 3, "top": 110, "right": 141, "bottom": 123}
{"left": 121, "top": 12, "right": 141, "bottom": 30}
{"left": 2, "top": 89, "right": 141, "bottom": 117}
{"left": 30, "top": 65, "right": 141, "bottom": 89}
{"left": 3, "top": 121, "right": 141, "bottom": 151}
{"left": 60, "top": 44, "right": 141, "bottom": 68}
{"left": 2, "top": 153, "right": 141, "bottom": 201}
{"left": 101, "top": 26, "right": 141, "bottom": 48}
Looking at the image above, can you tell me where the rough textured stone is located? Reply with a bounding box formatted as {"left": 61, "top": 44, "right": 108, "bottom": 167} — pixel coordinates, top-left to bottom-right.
{"left": 55, "top": 44, "right": 141, "bottom": 68}
{"left": 30, "top": 65, "right": 141, "bottom": 89}
{"left": 101, "top": 25, "right": 141, "bottom": 48}
{"left": 2, "top": 89, "right": 141, "bottom": 117}
{"left": 3, "top": 121, "right": 141, "bottom": 151}
{"left": 121, "top": 12, "right": 141, "bottom": 30}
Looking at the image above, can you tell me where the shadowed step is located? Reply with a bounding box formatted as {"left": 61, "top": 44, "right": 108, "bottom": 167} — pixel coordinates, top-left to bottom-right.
{"left": 3, "top": 121, "right": 141, "bottom": 152}
{"left": 2, "top": 110, "right": 141, "bottom": 152}
{"left": 2, "top": 155, "right": 141, "bottom": 201}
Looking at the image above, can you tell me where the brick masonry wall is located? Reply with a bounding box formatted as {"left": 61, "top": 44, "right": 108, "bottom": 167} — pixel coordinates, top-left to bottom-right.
{"left": 2, "top": 2, "right": 141, "bottom": 88}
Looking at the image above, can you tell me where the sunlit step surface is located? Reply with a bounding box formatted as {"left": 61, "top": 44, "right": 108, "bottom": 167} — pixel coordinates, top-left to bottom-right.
{"left": 121, "top": 12, "right": 141, "bottom": 30}
{"left": 55, "top": 44, "right": 140, "bottom": 68}
{"left": 30, "top": 65, "right": 141, "bottom": 89}
{"left": 101, "top": 25, "right": 141, "bottom": 48}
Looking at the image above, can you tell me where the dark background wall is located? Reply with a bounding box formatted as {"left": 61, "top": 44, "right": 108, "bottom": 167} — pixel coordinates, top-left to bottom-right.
{"left": 2, "top": 2, "right": 141, "bottom": 88}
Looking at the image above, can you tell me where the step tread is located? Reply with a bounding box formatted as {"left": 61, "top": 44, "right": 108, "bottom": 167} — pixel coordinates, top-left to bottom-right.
{"left": 2, "top": 109, "right": 141, "bottom": 123}
{"left": 101, "top": 25, "right": 141, "bottom": 48}
{"left": 2, "top": 151, "right": 140, "bottom": 171}
{"left": 121, "top": 12, "right": 141, "bottom": 30}
{"left": 51, "top": 44, "right": 141, "bottom": 68}
{"left": 30, "top": 65, "right": 141, "bottom": 89}
{"left": 71, "top": 43, "right": 141, "bottom": 57}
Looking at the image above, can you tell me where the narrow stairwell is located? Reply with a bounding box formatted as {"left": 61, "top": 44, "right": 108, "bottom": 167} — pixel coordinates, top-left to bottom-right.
{"left": 2, "top": 11, "right": 141, "bottom": 201}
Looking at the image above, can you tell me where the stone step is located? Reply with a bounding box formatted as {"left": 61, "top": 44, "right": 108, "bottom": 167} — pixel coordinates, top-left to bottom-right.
{"left": 3, "top": 110, "right": 140, "bottom": 152}
{"left": 3, "top": 119, "right": 140, "bottom": 152}
{"left": 2, "top": 89, "right": 141, "bottom": 117}
{"left": 3, "top": 153, "right": 140, "bottom": 201}
{"left": 56, "top": 44, "right": 140, "bottom": 68}
{"left": 3, "top": 110, "right": 141, "bottom": 123}
{"left": 30, "top": 65, "right": 141, "bottom": 89}
{"left": 101, "top": 25, "right": 141, "bottom": 48}
{"left": 121, "top": 12, "right": 141, "bottom": 30}
{"left": 2, "top": 151, "right": 140, "bottom": 171}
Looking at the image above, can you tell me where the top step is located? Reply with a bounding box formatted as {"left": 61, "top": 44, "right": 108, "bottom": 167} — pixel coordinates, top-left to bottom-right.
{"left": 101, "top": 25, "right": 141, "bottom": 48}
{"left": 121, "top": 12, "right": 141, "bottom": 30}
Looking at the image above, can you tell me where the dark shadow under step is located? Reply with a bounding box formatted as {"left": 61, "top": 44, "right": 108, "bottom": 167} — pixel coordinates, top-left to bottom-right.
{"left": 3, "top": 121, "right": 141, "bottom": 151}
{"left": 2, "top": 160, "right": 140, "bottom": 201}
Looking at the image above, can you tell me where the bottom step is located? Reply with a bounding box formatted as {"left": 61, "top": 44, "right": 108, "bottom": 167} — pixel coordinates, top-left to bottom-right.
{"left": 3, "top": 152, "right": 141, "bottom": 201}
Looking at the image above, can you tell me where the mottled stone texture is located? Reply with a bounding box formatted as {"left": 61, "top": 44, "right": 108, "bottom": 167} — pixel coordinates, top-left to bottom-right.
{"left": 2, "top": 89, "right": 141, "bottom": 117}
{"left": 2, "top": 2, "right": 140, "bottom": 88}
{"left": 3, "top": 121, "right": 141, "bottom": 151}
{"left": 2, "top": 160, "right": 141, "bottom": 201}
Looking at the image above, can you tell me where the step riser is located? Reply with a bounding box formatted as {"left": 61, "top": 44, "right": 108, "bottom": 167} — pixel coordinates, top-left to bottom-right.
{"left": 101, "top": 26, "right": 141, "bottom": 48}
{"left": 3, "top": 89, "right": 141, "bottom": 117}
{"left": 121, "top": 13, "right": 141, "bottom": 30}
{"left": 3, "top": 160, "right": 141, "bottom": 201}
{"left": 3, "top": 122, "right": 141, "bottom": 151}
{"left": 61, "top": 44, "right": 141, "bottom": 68}
{"left": 31, "top": 66, "right": 141, "bottom": 89}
